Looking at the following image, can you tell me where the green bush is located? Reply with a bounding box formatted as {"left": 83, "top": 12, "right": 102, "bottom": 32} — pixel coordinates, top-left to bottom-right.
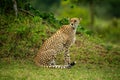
{"left": 0, "top": 14, "right": 50, "bottom": 58}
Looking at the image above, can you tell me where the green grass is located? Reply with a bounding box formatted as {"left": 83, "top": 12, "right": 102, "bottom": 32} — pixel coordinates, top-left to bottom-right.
{"left": 0, "top": 59, "right": 120, "bottom": 80}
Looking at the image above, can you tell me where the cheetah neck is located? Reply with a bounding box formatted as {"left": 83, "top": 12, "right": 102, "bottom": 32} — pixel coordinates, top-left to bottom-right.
{"left": 70, "top": 24, "right": 78, "bottom": 34}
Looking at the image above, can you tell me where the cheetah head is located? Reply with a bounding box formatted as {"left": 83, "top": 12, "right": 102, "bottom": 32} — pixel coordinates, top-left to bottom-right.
{"left": 70, "top": 18, "right": 82, "bottom": 29}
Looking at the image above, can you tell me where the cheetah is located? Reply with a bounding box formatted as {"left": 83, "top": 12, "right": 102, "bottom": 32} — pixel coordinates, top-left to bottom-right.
{"left": 34, "top": 18, "right": 81, "bottom": 68}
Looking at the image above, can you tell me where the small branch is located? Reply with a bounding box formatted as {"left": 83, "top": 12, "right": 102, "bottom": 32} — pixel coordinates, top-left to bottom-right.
{"left": 19, "top": 9, "right": 34, "bottom": 17}
{"left": 12, "top": 0, "right": 18, "bottom": 17}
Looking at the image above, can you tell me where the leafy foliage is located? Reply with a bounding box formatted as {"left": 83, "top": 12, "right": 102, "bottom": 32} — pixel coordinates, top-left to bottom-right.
{"left": 0, "top": 14, "right": 46, "bottom": 58}
{"left": 31, "top": 0, "right": 60, "bottom": 11}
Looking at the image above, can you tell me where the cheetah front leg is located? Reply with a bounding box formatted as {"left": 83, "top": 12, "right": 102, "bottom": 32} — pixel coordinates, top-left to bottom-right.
{"left": 64, "top": 48, "right": 71, "bottom": 65}
{"left": 49, "top": 55, "right": 56, "bottom": 65}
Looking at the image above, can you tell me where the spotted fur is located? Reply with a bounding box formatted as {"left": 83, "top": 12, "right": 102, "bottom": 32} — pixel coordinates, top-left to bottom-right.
{"left": 34, "top": 18, "right": 81, "bottom": 68}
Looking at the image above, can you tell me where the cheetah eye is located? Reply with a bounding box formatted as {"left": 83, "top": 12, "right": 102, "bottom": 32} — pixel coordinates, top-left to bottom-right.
{"left": 74, "top": 20, "right": 77, "bottom": 22}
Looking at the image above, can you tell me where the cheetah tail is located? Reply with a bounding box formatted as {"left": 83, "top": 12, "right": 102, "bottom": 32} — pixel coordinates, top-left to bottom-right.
{"left": 44, "top": 61, "right": 76, "bottom": 69}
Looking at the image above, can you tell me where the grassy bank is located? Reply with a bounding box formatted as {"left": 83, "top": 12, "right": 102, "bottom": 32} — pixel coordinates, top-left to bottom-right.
{"left": 0, "top": 34, "right": 120, "bottom": 80}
